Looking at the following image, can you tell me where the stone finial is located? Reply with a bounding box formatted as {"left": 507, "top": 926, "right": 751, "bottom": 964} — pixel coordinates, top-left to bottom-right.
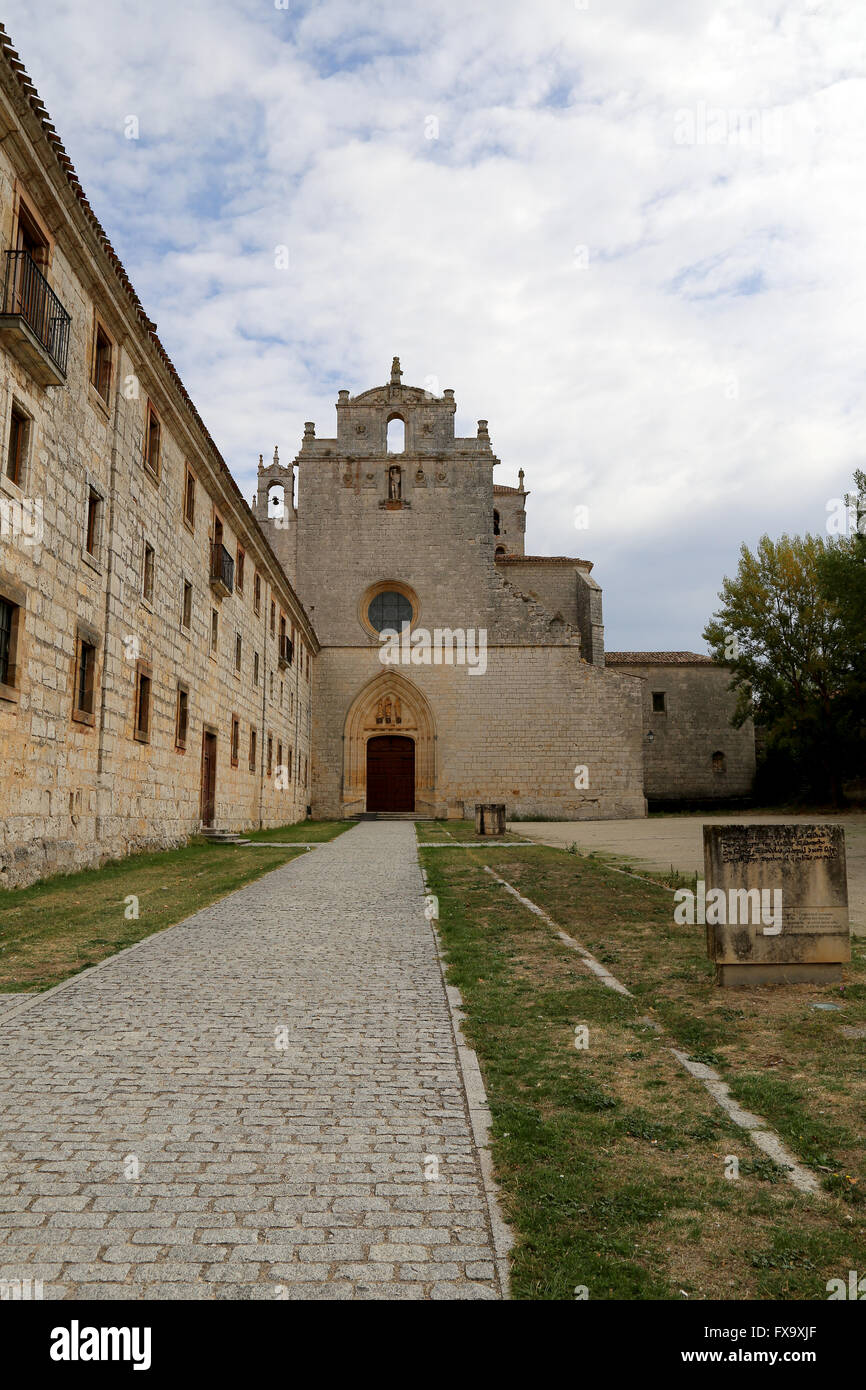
{"left": 390, "top": 356, "right": 403, "bottom": 385}
{"left": 257, "top": 453, "right": 264, "bottom": 471}
{"left": 273, "top": 445, "right": 280, "bottom": 466}
{"left": 518, "top": 468, "right": 525, "bottom": 491}
{"left": 338, "top": 389, "right": 349, "bottom": 403}
{"left": 477, "top": 419, "right": 489, "bottom": 440}
{"left": 443, "top": 388, "right": 455, "bottom": 401}
{"left": 303, "top": 422, "right": 315, "bottom": 439}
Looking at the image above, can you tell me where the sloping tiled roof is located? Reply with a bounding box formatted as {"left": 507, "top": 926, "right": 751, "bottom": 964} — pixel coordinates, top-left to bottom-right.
{"left": 605, "top": 651, "right": 716, "bottom": 666}
{"left": 497, "top": 554, "right": 592, "bottom": 570}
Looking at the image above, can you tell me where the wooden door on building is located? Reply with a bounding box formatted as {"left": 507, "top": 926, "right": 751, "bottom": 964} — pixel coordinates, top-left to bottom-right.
{"left": 366, "top": 735, "right": 415, "bottom": 813}
{"left": 200, "top": 730, "right": 217, "bottom": 826}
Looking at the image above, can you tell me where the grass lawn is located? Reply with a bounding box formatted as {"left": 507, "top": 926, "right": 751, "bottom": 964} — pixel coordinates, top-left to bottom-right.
{"left": 245, "top": 819, "right": 357, "bottom": 843}
{"left": 0, "top": 839, "right": 306, "bottom": 994}
{"left": 416, "top": 818, "right": 531, "bottom": 843}
{"left": 421, "top": 841, "right": 866, "bottom": 1300}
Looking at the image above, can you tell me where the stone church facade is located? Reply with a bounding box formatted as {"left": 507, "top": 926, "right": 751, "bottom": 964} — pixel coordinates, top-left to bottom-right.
{"left": 0, "top": 27, "right": 753, "bottom": 886}
{"left": 254, "top": 358, "right": 648, "bottom": 822}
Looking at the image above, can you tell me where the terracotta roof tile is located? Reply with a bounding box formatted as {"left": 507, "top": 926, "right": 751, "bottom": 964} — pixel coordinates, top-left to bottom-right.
{"left": 605, "top": 651, "right": 716, "bottom": 666}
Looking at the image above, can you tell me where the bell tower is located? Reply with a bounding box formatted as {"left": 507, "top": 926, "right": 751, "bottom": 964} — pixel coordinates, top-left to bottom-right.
{"left": 254, "top": 445, "right": 297, "bottom": 583}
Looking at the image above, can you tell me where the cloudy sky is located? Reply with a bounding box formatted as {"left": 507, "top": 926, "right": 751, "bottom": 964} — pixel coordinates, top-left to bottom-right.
{"left": 6, "top": 0, "right": 864, "bottom": 648}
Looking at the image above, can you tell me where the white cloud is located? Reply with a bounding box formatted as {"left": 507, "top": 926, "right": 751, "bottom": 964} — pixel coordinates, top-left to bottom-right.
{"left": 5, "top": 0, "right": 865, "bottom": 646}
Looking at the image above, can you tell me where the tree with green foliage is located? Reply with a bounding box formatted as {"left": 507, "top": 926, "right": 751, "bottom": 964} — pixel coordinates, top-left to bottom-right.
{"left": 703, "top": 478, "right": 866, "bottom": 803}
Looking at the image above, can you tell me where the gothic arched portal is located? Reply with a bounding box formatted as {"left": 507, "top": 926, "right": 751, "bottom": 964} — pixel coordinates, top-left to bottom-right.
{"left": 342, "top": 671, "right": 435, "bottom": 816}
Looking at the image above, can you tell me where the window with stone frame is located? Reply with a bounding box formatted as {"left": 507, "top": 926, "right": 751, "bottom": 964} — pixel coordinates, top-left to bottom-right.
{"left": 183, "top": 465, "right": 196, "bottom": 530}
{"left": 254, "top": 572, "right": 261, "bottom": 615}
{"left": 72, "top": 633, "right": 97, "bottom": 725}
{"left": 142, "top": 542, "right": 155, "bottom": 604}
{"left": 85, "top": 487, "right": 102, "bottom": 559}
{"left": 231, "top": 714, "right": 240, "bottom": 768}
{"left": 0, "top": 591, "right": 22, "bottom": 701}
{"left": 236, "top": 547, "right": 245, "bottom": 594}
{"left": 249, "top": 726, "right": 257, "bottom": 773}
{"left": 90, "top": 316, "right": 113, "bottom": 404}
{"left": 267, "top": 733, "right": 273, "bottom": 778}
{"left": 175, "top": 684, "right": 189, "bottom": 751}
{"left": 134, "top": 660, "right": 152, "bottom": 743}
{"left": 651, "top": 691, "right": 666, "bottom": 714}
{"left": 6, "top": 403, "right": 29, "bottom": 486}
{"left": 181, "top": 579, "right": 193, "bottom": 632}
{"left": 143, "top": 401, "right": 161, "bottom": 480}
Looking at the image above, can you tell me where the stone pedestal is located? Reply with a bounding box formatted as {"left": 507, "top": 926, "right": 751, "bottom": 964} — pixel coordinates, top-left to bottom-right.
{"left": 475, "top": 803, "right": 506, "bottom": 837}
{"left": 703, "top": 824, "right": 850, "bottom": 987}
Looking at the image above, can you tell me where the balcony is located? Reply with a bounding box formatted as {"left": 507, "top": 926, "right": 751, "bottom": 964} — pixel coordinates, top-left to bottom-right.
{"left": 0, "top": 250, "right": 71, "bottom": 385}
{"left": 278, "top": 634, "right": 293, "bottom": 669}
{"left": 210, "top": 542, "right": 234, "bottom": 598}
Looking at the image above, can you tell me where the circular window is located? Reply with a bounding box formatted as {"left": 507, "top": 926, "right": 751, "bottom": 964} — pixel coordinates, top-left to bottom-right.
{"left": 368, "top": 590, "right": 413, "bottom": 633}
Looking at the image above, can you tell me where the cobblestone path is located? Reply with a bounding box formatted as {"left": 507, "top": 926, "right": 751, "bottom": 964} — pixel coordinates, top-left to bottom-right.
{"left": 0, "top": 823, "right": 503, "bottom": 1300}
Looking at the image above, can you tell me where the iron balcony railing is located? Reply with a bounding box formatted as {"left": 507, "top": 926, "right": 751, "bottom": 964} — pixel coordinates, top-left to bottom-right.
{"left": 210, "top": 542, "right": 234, "bottom": 596}
{"left": 2, "top": 250, "right": 71, "bottom": 377}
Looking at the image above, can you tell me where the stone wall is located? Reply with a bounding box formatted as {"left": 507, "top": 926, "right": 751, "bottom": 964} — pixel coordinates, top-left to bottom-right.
{"left": 0, "top": 55, "right": 316, "bottom": 887}
{"left": 311, "top": 645, "right": 647, "bottom": 820}
{"left": 604, "top": 656, "right": 755, "bottom": 803}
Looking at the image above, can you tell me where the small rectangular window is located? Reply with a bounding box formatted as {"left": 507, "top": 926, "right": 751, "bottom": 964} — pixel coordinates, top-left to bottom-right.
{"left": 15, "top": 197, "right": 49, "bottom": 265}
{"left": 231, "top": 714, "right": 240, "bottom": 768}
{"left": 175, "top": 684, "right": 189, "bottom": 750}
{"left": 277, "top": 739, "right": 283, "bottom": 776}
{"left": 143, "top": 403, "right": 161, "bottom": 479}
{"left": 91, "top": 321, "right": 113, "bottom": 402}
{"left": 249, "top": 726, "right": 257, "bottom": 773}
{"left": 270, "top": 600, "right": 275, "bottom": 636}
{"left": 142, "top": 542, "right": 155, "bottom": 604}
{"left": 235, "top": 632, "right": 242, "bottom": 673}
{"left": 236, "top": 547, "right": 245, "bottom": 593}
{"left": 651, "top": 691, "right": 666, "bottom": 714}
{"left": 253, "top": 651, "right": 259, "bottom": 686}
{"left": 254, "top": 573, "right": 261, "bottom": 615}
{"left": 72, "top": 637, "right": 96, "bottom": 723}
{"left": 6, "top": 405, "right": 28, "bottom": 486}
{"left": 287, "top": 745, "right": 293, "bottom": 780}
{"left": 181, "top": 580, "right": 193, "bottom": 631}
{"left": 211, "top": 608, "right": 219, "bottom": 655}
{"left": 184, "top": 466, "right": 196, "bottom": 529}
{"left": 267, "top": 734, "right": 273, "bottom": 778}
{"left": 0, "top": 595, "right": 21, "bottom": 695}
{"left": 134, "top": 663, "right": 152, "bottom": 742}
{"left": 85, "top": 488, "right": 101, "bottom": 557}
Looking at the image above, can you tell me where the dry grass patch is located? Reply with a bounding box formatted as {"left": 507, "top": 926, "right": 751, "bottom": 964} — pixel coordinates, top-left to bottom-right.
{"left": 422, "top": 843, "right": 866, "bottom": 1300}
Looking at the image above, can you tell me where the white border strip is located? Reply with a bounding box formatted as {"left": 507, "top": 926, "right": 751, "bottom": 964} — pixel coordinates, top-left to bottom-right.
{"left": 419, "top": 864, "right": 515, "bottom": 1299}
{"left": 482, "top": 865, "right": 825, "bottom": 1200}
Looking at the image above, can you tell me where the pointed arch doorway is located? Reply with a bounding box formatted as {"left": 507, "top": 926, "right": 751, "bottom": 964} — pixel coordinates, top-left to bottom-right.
{"left": 342, "top": 671, "right": 435, "bottom": 817}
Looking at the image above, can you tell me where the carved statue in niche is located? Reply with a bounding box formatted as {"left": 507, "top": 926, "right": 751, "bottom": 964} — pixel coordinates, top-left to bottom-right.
{"left": 374, "top": 694, "right": 402, "bottom": 726}
{"left": 388, "top": 465, "right": 402, "bottom": 501}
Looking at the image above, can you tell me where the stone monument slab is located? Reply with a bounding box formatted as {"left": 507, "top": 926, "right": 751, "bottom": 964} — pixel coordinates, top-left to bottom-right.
{"left": 703, "top": 823, "right": 850, "bottom": 986}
